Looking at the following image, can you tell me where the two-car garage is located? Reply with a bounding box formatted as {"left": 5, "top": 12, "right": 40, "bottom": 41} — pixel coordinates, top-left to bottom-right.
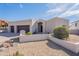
{"left": 17, "top": 25, "right": 30, "bottom": 33}
{"left": 10, "top": 25, "right": 30, "bottom": 33}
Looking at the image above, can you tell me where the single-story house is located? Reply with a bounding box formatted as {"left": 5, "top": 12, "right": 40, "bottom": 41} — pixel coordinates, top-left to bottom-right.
{"left": 7, "top": 17, "right": 69, "bottom": 33}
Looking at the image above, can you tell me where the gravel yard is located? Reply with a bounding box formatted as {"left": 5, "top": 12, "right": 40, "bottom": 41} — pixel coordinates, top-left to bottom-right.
{"left": 0, "top": 40, "right": 76, "bottom": 56}
{"left": 0, "top": 34, "right": 79, "bottom": 56}
{"left": 67, "top": 34, "right": 79, "bottom": 43}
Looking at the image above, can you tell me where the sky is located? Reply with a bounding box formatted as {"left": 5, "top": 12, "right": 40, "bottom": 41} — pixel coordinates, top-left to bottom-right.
{"left": 0, "top": 3, "right": 79, "bottom": 22}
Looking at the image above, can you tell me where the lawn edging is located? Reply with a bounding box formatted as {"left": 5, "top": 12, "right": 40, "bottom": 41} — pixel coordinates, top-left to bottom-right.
{"left": 49, "top": 35, "right": 79, "bottom": 54}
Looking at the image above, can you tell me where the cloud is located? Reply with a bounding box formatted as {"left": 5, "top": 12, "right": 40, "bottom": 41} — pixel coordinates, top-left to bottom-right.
{"left": 46, "top": 8, "right": 64, "bottom": 17}
{"left": 59, "top": 3, "right": 79, "bottom": 17}
{"left": 45, "top": 3, "right": 71, "bottom": 17}
{"left": 47, "top": 8, "right": 63, "bottom": 13}
{"left": 59, "top": 10, "right": 79, "bottom": 17}
{"left": 19, "top": 4, "right": 23, "bottom": 8}
{"left": 45, "top": 3, "right": 79, "bottom": 18}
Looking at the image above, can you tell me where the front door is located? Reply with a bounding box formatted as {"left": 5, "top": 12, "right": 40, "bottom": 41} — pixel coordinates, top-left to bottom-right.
{"left": 38, "top": 22, "right": 43, "bottom": 33}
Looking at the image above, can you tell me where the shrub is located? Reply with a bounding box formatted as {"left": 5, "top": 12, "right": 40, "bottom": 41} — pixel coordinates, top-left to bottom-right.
{"left": 26, "top": 32, "right": 32, "bottom": 35}
{"left": 53, "top": 26, "right": 69, "bottom": 40}
{"left": 13, "top": 51, "right": 24, "bottom": 56}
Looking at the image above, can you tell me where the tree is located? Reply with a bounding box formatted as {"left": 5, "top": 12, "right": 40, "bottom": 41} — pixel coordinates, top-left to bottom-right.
{"left": 0, "top": 20, "right": 8, "bottom": 30}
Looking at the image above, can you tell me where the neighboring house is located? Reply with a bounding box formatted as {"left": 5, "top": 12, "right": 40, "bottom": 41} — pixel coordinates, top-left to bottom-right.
{"left": 69, "top": 20, "right": 79, "bottom": 34}
{"left": 7, "top": 17, "right": 69, "bottom": 34}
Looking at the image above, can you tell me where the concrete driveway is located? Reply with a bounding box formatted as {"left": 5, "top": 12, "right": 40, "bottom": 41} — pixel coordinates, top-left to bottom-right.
{"left": 0, "top": 33, "right": 19, "bottom": 43}
{"left": 0, "top": 33, "right": 19, "bottom": 37}
{"left": 0, "top": 36, "right": 9, "bottom": 43}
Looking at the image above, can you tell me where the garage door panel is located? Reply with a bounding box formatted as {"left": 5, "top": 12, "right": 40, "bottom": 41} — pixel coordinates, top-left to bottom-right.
{"left": 17, "top": 25, "right": 30, "bottom": 33}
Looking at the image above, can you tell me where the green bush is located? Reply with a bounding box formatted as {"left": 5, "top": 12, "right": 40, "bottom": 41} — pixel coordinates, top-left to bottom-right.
{"left": 26, "top": 32, "right": 32, "bottom": 35}
{"left": 53, "top": 26, "right": 69, "bottom": 40}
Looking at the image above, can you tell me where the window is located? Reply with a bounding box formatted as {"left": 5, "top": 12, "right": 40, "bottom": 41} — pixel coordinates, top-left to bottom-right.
{"left": 75, "top": 23, "right": 77, "bottom": 27}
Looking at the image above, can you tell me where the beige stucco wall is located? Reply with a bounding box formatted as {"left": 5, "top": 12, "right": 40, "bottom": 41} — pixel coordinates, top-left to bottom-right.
{"left": 36, "top": 20, "right": 46, "bottom": 33}
{"left": 46, "top": 17, "right": 69, "bottom": 33}
{"left": 49, "top": 35, "right": 79, "bottom": 53}
{"left": 31, "top": 19, "right": 46, "bottom": 33}
{"left": 31, "top": 20, "right": 37, "bottom": 33}
{"left": 8, "top": 17, "right": 69, "bottom": 33}
{"left": 8, "top": 19, "right": 46, "bottom": 33}
{"left": 20, "top": 34, "right": 49, "bottom": 42}
{"left": 8, "top": 19, "right": 32, "bottom": 33}
{"left": 8, "top": 20, "right": 32, "bottom": 25}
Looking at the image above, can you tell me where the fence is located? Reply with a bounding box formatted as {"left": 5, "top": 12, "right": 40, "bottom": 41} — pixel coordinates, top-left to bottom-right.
{"left": 20, "top": 34, "right": 49, "bottom": 43}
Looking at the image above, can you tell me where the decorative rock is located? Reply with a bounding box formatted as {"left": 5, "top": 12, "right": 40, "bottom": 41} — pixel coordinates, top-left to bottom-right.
{"left": 3, "top": 43, "right": 10, "bottom": 48}
{"left": 20, "top": 30, "right": 26, "bottom": 36}
{"left": 2, "top": 40, "right": 13, "bottom": 48}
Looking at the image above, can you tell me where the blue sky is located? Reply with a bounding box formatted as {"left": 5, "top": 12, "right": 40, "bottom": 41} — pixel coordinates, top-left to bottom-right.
{"left": 0, "top": 3, "right": 79, "bottom": 22}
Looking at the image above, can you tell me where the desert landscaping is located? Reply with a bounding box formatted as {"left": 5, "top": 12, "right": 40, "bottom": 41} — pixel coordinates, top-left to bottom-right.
{"left": 67, "top": 35, "right": 79, "bottom": 43}
{"left": 0, "top": 38, "right": 78, "bottom": 56}
{"left": 0, "top": 40, "right": 75, "bottom": 56}
{"left": 0, "top": 3, "right": 79, "bottom": 56}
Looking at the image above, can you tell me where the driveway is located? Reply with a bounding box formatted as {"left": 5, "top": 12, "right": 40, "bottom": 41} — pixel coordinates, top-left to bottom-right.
{"left": 0, "top": 36, "right": 9, "bottom": 43}
{"left": 0, "top": 33, "right": 19, "bottom": 43}
{"left": 0, "top": 33, "right": 19, "bottom": 37}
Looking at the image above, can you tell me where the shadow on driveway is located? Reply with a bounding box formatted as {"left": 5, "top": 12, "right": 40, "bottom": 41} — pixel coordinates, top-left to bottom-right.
{"left": 0, "top": 33, "right": 19, "bottom": 37}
